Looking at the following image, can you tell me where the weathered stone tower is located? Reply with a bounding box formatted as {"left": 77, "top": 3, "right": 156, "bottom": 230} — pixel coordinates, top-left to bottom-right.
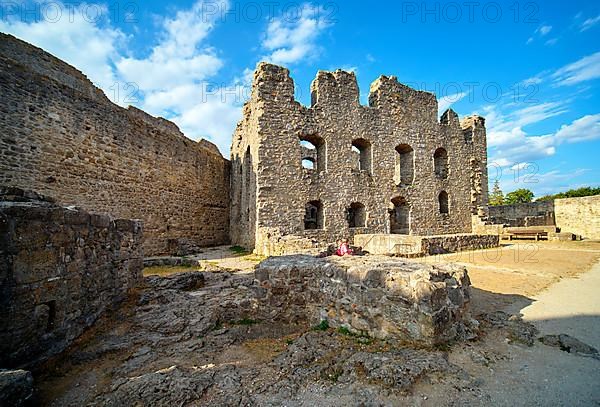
{"left": 231, "top": 63, "right": 488, "bottom": 254}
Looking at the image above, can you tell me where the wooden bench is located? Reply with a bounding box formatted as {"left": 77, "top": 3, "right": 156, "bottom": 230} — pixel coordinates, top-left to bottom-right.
{"left": 508, "top": 230, "right": 548, "bottom": 241}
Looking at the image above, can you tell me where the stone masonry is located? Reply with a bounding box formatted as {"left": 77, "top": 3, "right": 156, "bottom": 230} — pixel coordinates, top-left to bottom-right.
{"left": 488, "top": 201, "right": 555, "bottom": 227}
{"left": 254, "top": 255, "right": 476, "bottom": 345}
{"left": 354, "top": 233, "right": 500, "bottom": 256}
{"left": 0, "top": 34, "right": 230, "bottom": 256}
{"left": 0, "top": 187, "right": 143, "bottom": 367}
{"left": 231, "top": 63, "right": 489, "bottom": 255}
{"left": 554, "top": 195, "right": 600, "bottom": 240}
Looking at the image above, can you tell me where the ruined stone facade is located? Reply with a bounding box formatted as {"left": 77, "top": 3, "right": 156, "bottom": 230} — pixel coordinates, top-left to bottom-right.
{"left": 0, "top": 188, "right": 142, "bottom": 367}
{"left": 0, "top": 34, "right": 230, "bottom": 256}
{"left": 231, "top": 63, "right": 489, "bottom": 254}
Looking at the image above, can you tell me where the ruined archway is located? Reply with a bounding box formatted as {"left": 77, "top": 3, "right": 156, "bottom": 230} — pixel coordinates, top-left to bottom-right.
{"left": 389, "top": 196, "right": 410, "bottom": 234}
{"left": 394, "top": 144, "right": 414, "bottom": 185}
{"left": 347, "top": 202, "right": 366, "bottom": 228}
{"left": 304, "top": 200, "right": 324, "bottom": 230}
{"left": 433, "top": 148, "right": 448, "bottom": 179}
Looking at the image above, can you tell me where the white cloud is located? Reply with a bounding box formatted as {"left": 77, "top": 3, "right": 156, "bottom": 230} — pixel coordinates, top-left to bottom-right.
{"left": 116, "top": 0, "right": 245, "bottom": 154}
{"left": 116, "top": 1, "right": 226, "bottom": 90}
{"left": 527, "top": 24, "right": 554, "bottom": 45}
{"left": 552, "top": 51, "right": 600, "bottom": 86}
{"left": 484, "top": 105, "right": 599, "bottom": 174}
{"left": 493, "top": 167, "right": 590, "bottom": 198}
{"left": 580, "top": 14, "right": 600, "bottom": 31}
{"left": 261, "top": 4, "right": 331, "bottom": 65}
{"left": 0, "top": 0, "right": 243, "bottom": 155}
{"left": 173, "top": 94, "right": 244, "bottom": 154}
{"left": 488, "top": 127, "right": 555, "bottom": 167}
{"left": 520, "top": 75, "right": 544, "bottom": 86}
{"left": 437, "top": 91, "right": 468, "bottom": 115}
{"left": 554, "top": 114, "right": 600, "bottom": 143}
{"left": 537, "top": 25, "right": 552, "bottom": 36}
{"left": 0, "top": 2, "right": 123, "bottom": 92}
{"left": 487, "top": 102, "right": 568, "bottom": 135}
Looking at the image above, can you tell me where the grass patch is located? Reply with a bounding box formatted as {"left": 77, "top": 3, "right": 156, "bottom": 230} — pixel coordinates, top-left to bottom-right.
{"left": 229, "top": 245, "right": 250, "bottom": 255}
{"left": 336, "top": 325, "right": 373, "bottom": 345}
{"left": 143, "top": 265, "right": 199, "bottom": 276}
{"left": 320, "top": 365, "right": 344, "bottom": 382}
{"left": 312, "top": 320, "right": 329, "bottom": 331}
{"left": 337, "top": 326, "right": 352, "bottom": 336}
{"left": 242, "top": 253, "right": 268, "bottom": 263}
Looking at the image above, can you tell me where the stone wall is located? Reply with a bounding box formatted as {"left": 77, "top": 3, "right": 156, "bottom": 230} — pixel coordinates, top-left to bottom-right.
{"left": 254, "top": 255, "right": 476, "bottom": 345}
{"left": 555, "top": 195, "right": 600, "bottom": 240}
{"left": 0, "top": 187, "right": 143, "bottom": 367}
{"left": 0, "top": 34, "right": 230, "bottom": 256}
{"left": 488, "top": 201, "right": 555, "bottom": 227}
{"left": 231, "top": 63, "right": 489, "bottom": 254}
{"left": 354, "top": 233, "right": 499, "bottom": 256}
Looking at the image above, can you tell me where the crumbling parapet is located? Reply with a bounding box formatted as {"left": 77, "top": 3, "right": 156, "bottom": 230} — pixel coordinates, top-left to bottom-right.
{"left": 254, "top": 255, "right": 477, "bottom": 345}
{"left": 0, "top": 187, "right": 143, "bottom": 367}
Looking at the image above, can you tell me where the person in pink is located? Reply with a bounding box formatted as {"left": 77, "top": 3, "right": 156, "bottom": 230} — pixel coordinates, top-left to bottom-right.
{"left": 335, "top": 239, "right": 353, "bottom": 256}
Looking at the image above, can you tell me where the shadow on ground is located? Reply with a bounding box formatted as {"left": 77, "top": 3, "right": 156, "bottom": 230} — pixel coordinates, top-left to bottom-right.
{"left": 20, "top": 269, "right": 598, "bottom": 406}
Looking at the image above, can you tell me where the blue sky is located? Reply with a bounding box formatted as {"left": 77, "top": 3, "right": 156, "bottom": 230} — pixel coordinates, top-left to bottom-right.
{"left": 1, "top": 0, "right": 599, "bottom": 198}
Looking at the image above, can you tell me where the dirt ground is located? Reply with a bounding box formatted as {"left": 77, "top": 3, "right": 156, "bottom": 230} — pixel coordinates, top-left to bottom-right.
{"left": 411, "top": 240, "right": 600, "bottom": 406}
{"left": 144, "top": 246, "right": 263, "bottom": 276}
{"left": 416, "top": 241, "right": 600, "bottom": 294}
{"left": 32, "top": 240, "right": 600, "bottom": 406}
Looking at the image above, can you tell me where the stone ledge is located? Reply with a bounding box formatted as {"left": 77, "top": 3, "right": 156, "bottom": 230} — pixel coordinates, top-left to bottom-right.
{"left": 355, "top": 233, "right": 499, "bottom": 256}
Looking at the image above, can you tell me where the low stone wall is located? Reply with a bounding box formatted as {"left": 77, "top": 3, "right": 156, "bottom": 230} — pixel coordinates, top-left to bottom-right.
{"left": 354, "top": 233, "right": 499, "bottom": 256}
{"left": 0, "top": 187, "right": 143, "bottom": 367}
{"left": 488, "top": 201, "right": 555, "bottom": 227}
{"left": 555, "top": 195, "right": 600, "bottom": 240}
{"left": 254, "top": 255, "right": 476, "bottom": 345}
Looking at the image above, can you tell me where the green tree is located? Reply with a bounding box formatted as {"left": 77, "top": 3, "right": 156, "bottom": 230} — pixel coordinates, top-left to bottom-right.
{"left": 537, "top": 186, "right": 600, "bottom": 201}
{"left": 505, "top": 188, "right": 534, "bottom": 204}
{"left": 489, "top": 180, "right": 504, "bottom": 206}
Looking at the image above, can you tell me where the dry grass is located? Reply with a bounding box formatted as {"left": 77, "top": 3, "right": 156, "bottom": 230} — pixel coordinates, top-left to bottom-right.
{"left": 143, "top": 265, "right": 200, "bottom": 276}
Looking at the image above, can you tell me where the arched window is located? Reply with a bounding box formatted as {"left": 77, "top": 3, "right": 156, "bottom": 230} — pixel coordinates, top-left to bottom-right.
{"left": 301, "top": 157, "right": 315, "bottom": 169}
{"left": 439, "top": 191, "right": 449, "bottom": 214}
{"left": 390, "top": 196, "right": 410, "bottom": 234}
{"left": 433, "top": 148, "right": 448, "bottom": 179}
{"left": 304, "top": 200, "right": 324, "bottom": 230}
{"left": 347, "top": 202, "right": 366, "bottom": 228}
{"left": 299, "top": 135, "right": 326, "bottom": 172}
{"left": 394, "top": 144, "right": 414, "bottom": 185}
{"left": 351, "top": 138, "right": 372, "bottom": 173}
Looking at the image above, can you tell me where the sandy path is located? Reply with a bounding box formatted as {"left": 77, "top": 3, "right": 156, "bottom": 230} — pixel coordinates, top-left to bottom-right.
{"left": 520, "top": 259, "right": 600, "bottom": 350}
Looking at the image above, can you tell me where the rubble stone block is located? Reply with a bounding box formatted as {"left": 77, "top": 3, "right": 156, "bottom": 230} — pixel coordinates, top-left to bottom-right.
{"left": 255, "top": 255, "right": 476, "bottom": 345}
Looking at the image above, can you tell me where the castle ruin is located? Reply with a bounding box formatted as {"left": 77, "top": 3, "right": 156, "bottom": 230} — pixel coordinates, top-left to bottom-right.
{"left": 231, "top": 63, "right": 489, "bottom": 255}
{"left": 0, "top": 34, "right": 493, "bottom": 368}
